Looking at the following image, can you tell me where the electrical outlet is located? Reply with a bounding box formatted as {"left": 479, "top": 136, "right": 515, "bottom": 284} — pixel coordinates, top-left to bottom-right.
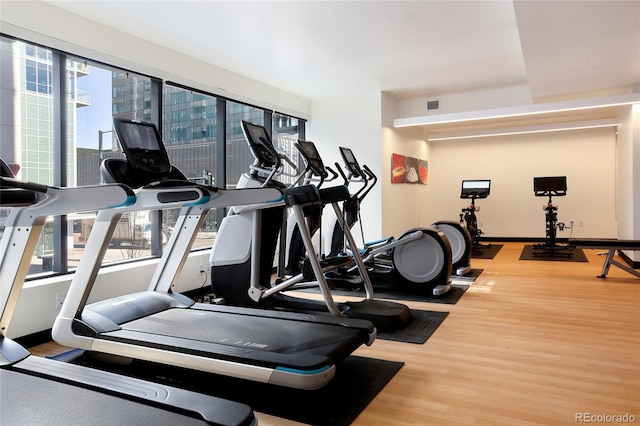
{"left": 55, "top": 293, "right": 65, "bottom": 311}
{"left": 579, "top": 220, "right": 584, "bottom": 227}
{"left": 199, "top": 264, "right": 209, "bottom": 274}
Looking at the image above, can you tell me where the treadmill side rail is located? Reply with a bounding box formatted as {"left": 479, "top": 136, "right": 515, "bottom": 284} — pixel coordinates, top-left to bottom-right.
{"left": 16, "top": 355, "right": 256, "bottom": 425}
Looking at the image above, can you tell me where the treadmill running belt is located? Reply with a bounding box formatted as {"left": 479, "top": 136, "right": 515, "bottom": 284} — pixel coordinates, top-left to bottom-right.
{"left": 0, "top": 369, "right": 206, "bottom": 425}
{"left": 104, "top": 307, "right": 366, "bottom": 369}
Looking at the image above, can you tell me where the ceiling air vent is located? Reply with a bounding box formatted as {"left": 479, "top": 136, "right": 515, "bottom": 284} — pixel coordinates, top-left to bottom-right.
{"left": 426, "top": 100, "right": 440, "bottom": 111}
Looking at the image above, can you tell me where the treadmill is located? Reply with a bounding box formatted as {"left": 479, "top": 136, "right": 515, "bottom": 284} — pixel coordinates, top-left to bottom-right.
{"left": 52, "top": 117, "right": 375, "bottom": 391}
{"left": 0, "top": 161, "right": 255, "bottom": 425}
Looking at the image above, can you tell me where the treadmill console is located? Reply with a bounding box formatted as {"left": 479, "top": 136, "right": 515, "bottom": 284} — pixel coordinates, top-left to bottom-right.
{"left": 460, "top": 180, "right": 491, "bottom": 199}
{"left": 534, "top": 176, "right": 567, "bottom": 197}
{"left": 339, "top": 147, "right": 363, "bottom": 178}
{"left": 241, "top": 121, "right": 279, "bottom": 168}
{"left": 112, "top": 118, "right": 171, "bottom": 176}
{"left": 295, "top": 140, "right": 326, "bottom": 177}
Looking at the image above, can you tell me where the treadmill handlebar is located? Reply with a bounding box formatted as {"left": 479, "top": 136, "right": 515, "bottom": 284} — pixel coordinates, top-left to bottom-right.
{"left": 1, "top": 180, "right": 136, "bottom": 222}
{"left": 0, "top": 176, "right": 50, "bottom": 194}
{"left": 144, "top": 179, "right": 218, "bottom": 193}
{"left": 0, "top": 189, "right": 38, "bottom": 207}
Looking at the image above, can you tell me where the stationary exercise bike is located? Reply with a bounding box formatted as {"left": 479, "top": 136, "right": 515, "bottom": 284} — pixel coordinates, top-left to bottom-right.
{"left": 459, "top": 179, "right": 491, "bottom": 253}
{"left": 210, "top": 121, "right": 412, "bottom": 331}
{"left": 304, "top": 146, "right": 454, "bottom": 296}
{"left": 532, "top": 176, "right": 574, "bottom": 257}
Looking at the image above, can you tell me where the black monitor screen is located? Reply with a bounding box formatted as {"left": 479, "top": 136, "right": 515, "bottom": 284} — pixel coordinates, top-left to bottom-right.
{"left": 296, "top": 140, "right": 325, "bottom": 176}
{"left": 534, "top": 176, "right": 567, "bottom": 193}
{"left": 339, "top": 147, "right": 362, "bottom": 177}
{"left": 115, "top": 121, "right": 162, "bottom": 151}
{"left": 461, "top": 180, "right": 491, "bottom": 199}
{"left": 241, "top": 121, "right": 278, "bottom": 166}
{"left": 112, "top": 117, "right": 171, "bottom": 176}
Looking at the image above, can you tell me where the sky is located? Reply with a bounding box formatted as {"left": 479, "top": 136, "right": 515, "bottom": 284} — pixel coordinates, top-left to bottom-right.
{"left": 75, "top": 66, "right": 113, "bottom": 149}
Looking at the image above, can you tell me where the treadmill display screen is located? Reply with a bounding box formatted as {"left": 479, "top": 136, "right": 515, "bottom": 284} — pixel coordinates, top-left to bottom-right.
{"left": 117, "top": 122, "right": 161, "bottom": 151}
{"left": 461, "top": 180, "right": 491, "bottom": 198}
{"left": 339, "top": 147, "right": 362, "bottom": 177}
{"left": 296, "top": 140, "right": 325, "bottom": 176}
{"left": 112, "top": 117, "right": 171, "bottom": 175}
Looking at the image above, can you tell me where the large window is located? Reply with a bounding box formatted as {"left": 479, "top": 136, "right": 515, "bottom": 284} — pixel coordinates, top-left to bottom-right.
{"left": 225, "top": 102, "right": 263, "bottom": 188}
{"left": 0, "top": 34, "right": 305, "bottom": 277}
{"left": 0, "top": 37, "right": 56, "bottom": 274}
{"left": 162, "top": 85, "right": 218, "bottom": 249}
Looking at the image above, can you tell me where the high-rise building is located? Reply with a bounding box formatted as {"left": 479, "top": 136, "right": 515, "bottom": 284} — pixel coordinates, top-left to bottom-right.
{"left": 0, "top": 36, "right": 88, "bottom": 186}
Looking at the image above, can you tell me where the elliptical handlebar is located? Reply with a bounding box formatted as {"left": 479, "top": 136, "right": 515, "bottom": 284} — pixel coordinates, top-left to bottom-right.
{"left": 359, "top": 165, "right": 377, "bottom": 202}
{"left": 334, "top": 159, "right": 374, "bottom": 202}
{"left": 324, "top": 166, "right": 339, "bottom": 183}
{"left": 334, "top": 161, "right": 349, "bottom": 186}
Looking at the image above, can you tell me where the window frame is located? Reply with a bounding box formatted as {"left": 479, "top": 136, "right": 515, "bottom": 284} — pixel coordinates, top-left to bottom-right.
{"left": 0, "top": 33, "right": 305, "bottom": 278}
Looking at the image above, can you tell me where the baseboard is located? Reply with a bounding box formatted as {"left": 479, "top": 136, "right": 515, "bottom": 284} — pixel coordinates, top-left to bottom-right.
{"left": 14, "top": 329, "right": 53, "bottom": 348}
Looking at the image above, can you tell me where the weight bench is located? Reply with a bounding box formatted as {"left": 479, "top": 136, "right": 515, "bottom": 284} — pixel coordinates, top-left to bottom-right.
{"left": 570, "top": 239, "right": 640, "bottom": 278}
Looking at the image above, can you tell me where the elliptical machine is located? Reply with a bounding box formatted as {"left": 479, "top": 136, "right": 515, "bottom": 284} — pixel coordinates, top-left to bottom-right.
{"left": 532, "top": 176, "right": 574, "bottom": 257}
{"left": 209, "top": 121, "right": 412, "bottom": 331}
{"left": 307, "top": 147, "right": 454, "bottom": 296}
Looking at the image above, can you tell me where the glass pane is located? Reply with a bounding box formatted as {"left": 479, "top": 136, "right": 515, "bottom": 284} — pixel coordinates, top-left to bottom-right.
{"left": 272, "top": 113, "right": 301, "bottom": 186}
{"left": 226, "top": 102, "right": 263, "bottom": 188}
{"left": 69, "top": 57, "right": 153, "bottom": 265}
{"left": 162, "top": 85, "right": 218, "bottom": 247}
{"left": 0, "top": 36, "right": 56, "bottom": 274}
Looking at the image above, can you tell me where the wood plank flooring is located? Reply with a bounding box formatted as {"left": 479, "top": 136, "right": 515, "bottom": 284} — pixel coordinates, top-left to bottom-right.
{"left": 29, "top": 243, "right": 639, "bottom": 425}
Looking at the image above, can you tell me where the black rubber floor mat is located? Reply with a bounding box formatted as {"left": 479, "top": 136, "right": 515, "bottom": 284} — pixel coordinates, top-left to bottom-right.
{"left": 52, "top": 351, "right": 403, "bottom": 426}
{"left": 377, "top": 309, "right": 449, "bottom": 344}
{"left": 519, "top": 245, "right": 588, "bottom": 262}
{"left": 471, "top": 244, "right": 503, "bottom": 259}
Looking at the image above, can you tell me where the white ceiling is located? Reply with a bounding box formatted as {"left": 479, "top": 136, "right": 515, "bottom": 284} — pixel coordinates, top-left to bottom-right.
{"left": 46, "top": 0, "right": 639, "bottom": 105}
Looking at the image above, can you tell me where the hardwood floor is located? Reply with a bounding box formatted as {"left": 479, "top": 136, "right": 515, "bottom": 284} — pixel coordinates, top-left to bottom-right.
{"left": 30, "top": 243, "right": 639, "bottom": 425}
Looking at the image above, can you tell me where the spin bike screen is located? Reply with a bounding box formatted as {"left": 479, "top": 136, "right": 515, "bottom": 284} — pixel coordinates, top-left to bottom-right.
{"left": 296, "top": 140, "right": 326, "bottom": 176}
{"left": 460, "top": 180, "right": 491, "bottom": 199}
{"left": 533, "top": 176, "right": 567, "bottom": 196}
{"left": 339, "top": 147, "right": 363, "bottom": 178}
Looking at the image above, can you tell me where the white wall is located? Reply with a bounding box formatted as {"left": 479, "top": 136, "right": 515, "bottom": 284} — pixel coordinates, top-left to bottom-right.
{"left": 307, "top": 92, "right": 383, "bottom": 242}
{"left": 427, "top": 127, "right": 618, "bottom": 239}
{"left": 395, "top": 85, "right": 533, "bottom": 118}
{"left": 1, "top": 1, "right": 311, "bottom": 119}
{"left": 381, "top": 93, "right": 433, "bottom": 237}
{"left": 616, "top": 104, "right": 640, "bottom": 261}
